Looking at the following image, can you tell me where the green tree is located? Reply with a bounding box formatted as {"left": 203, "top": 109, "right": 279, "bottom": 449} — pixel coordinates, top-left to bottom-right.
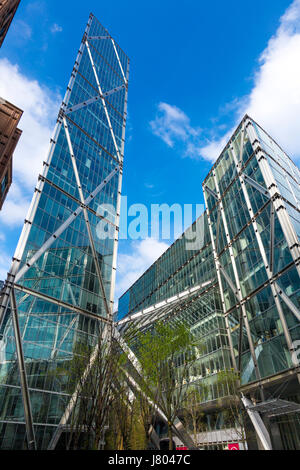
{"left": 59, "top": 323, "right": 123, "bottom": 450}
{"left": 105, "top": 384, "right": 149, "bottom": 450}
{"left": 133, "top": 321, "right": 197, "bottom": 450}
{"left": 182, "top": 384, "right": 208, "bottom": 447}
{"left": 217, "top": 368, "right": 247, "bottom": 447}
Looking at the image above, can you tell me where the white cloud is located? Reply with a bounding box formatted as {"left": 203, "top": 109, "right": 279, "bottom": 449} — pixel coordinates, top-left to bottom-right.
{"left": 150, "top": 102, "right": 201, "bottom": 156}
{"left": 0, "top": 232, "right": 10, "bottom": 281}
{"left": 51, "top": 24, "right": 63, "bottom": 34}
{"left": 0, "top": 250, "right": 10, "bottom": 281}
{"left": 0, "top": 58, "right": 61, "bottom": 227}
{"left": 0, "top": 57, "right": 61, "bottom": 279}
{"left": 150, "top": 100, "right": 228, "bottom": 162}
{"left": 244, "top": 0, "right": 300, "bottom": 159}
{"left": 0, "top": 182, "right": 31, "bottom": 227}
{"left": 199, "top": 0, "right": 300, "bottom": 162}
{"left": 199, "top": 131, "right": 232, "bottom": 162}
{"left": 10, "top": 20, "right": 32, "bottom": 42}
{"left": 115, "top": 238, "right": 170, "bottom": 303}
{"left": 151, "top": 0, "right": 300, "bottom": 164}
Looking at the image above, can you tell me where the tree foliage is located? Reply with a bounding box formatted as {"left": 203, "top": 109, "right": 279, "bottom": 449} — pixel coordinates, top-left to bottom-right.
{"left": 132, "top": 321, "right": 198, "bottom": 450}
{"left": 59, "top": 323, "right": 123, "bottom": 450}
{"left": 217, "top": 368, "right": 247, "bottom": 444}
{"left": 182, "top": 384, "right": 208, "bottom": 446}
{"left": 55, "top": 319, "right": 201, "bottom": 450}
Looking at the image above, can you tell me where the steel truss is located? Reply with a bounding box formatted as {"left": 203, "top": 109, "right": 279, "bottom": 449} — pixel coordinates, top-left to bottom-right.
{"left": 117, "top": 280, "right": 214, "bottom": 328}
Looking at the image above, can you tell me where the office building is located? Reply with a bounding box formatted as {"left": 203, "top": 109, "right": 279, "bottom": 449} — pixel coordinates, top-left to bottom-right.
{"left": 0, "top": 13, "right": 129, "bottom": 449}
{"left": 118, "top": 115, "right": 300, "bottom": 450}
{"left": 0, "top": 98, "right": 22, "bottom": 209}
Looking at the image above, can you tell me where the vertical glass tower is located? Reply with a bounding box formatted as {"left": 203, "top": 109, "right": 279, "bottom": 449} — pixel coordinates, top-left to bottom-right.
{"left": 0, "top": 13, "right": 129, "bottom": 449}
{"left": 203, "top": 116, "right": 300, "bottom": 387}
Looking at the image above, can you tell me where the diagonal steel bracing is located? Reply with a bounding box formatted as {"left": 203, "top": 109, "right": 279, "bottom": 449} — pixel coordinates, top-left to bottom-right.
{"left": 85, "top": 40, "right": 123, "bottom": 163}
{"left": 65, "top": 85, "right": 126, "bottom": 115}
{"left": 218, "top": 264, "right": 240, "bottom": 302}
{"left": 46, "top": 20, "right": 130, "bottom": 450}
{"left": 208, "top": 162, "right": 263, "bottom": 388}
{"left": 87, "top": 35, "right": 110, "bottom": 40}
{"left": 109, "top": 57, "right": 129, "bottom": 312}
{"left": 12, "top": 283, "right": 111, "bottom": 325}
{"left": 204, "top": 185, "right": 218, "bottom": 200}
{"left": 229, "top": 132, "right": 295, "bottom": 374}
{"left": 238, "top": 123, "right": 246, "bottom": 165}
{"left": 114, "top": 328, "right": 198, "bottom": 450}
{"left": 246, "top": 119, "right": 300, "bottom": 279}
{"left": 237, "top": 119, "right": 299, "bottom": 365}
{"left": 269, "top": 202, "right": 275, "bottom": 274}
{"left": 215, "top": 205, "right": 221, "bottom": 253}
{"left": 63, "top": 117, "right": 111, "bottom": 318}
{"left": 0, "top": 14, "right": 94, "bottom": 335}
{"left": 111, "top": 38, "right": 128, "bottom": 86}
{"left": 275, "top": 283, "right": 300, "bottom": 322}
{"left": 13, "top": 166, "right": 119, "bottom": 286}
{"left": 39, "top": 174, "right": 116, "bottom": 229}
{"left": 85, "top": 34, "right": 128, "bottom": 85}
{"left": 241, "top": 173, "right": 271, "bottom": 199}
{"left": 119, "top": 361, "right": 198, "bottom": 450}
{"left": 0, "top": 166, "right": 118, "bottom": 329}
{"left": 51, "top": 317, "right": 78, "bottom": 360}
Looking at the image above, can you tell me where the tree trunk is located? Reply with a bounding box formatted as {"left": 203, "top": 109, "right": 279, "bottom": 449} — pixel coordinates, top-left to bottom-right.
{"left": 168, "top": 423, "right": 173, "bottom": 450}
{"left": 193, "top": 417, "right": 197, "bottom": 448}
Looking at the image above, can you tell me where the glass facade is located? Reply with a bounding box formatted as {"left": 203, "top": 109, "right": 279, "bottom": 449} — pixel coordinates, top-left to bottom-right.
{"left": 0, "top": 14, "right": 129, "bottom": 449}
{"left": 203, "top": 116, "right": 300, "bottom": 388}
{"left": 118, "top": 214, "right": 213, "bottom": 320}
{"left": 119, "top": 115, "right": 300, "bottom": 449}
{"left": 118, "top": 214, "right": 234, "bottom": 405}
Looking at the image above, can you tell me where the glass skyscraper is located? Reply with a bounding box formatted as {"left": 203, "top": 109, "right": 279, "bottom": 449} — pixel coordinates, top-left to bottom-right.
{"left": 203, "top": 117, "right": 300, "bottom": 387}
{"left": 119, "top": 115, "right": 300, "bottom": 450}
{"left": 0, "top": 14, "right": 129, "bottom": 449}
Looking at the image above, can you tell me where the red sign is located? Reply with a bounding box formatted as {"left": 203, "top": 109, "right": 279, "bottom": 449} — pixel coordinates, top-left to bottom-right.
{"left": 176, "top": 446, "right": 188, "bottom": 451}
{"left": 228, "top": 443, "right": 240, "bottom": 450}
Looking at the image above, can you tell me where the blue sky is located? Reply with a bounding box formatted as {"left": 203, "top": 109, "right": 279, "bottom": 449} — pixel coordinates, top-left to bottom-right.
{"left": 0, "top": 0, "right": 300, "bottom": 303}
